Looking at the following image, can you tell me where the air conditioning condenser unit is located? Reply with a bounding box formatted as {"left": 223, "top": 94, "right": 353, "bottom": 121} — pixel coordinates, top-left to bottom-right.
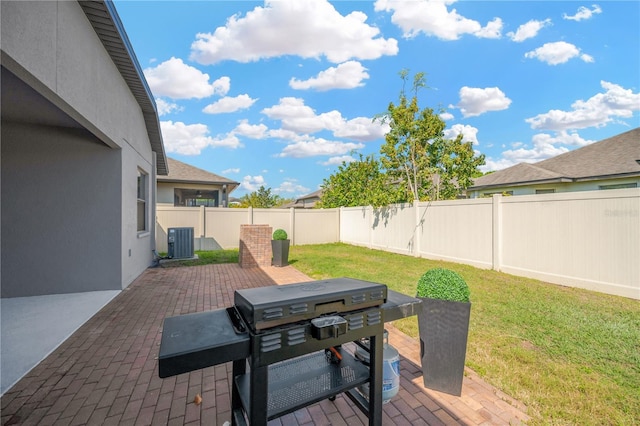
{"left": 167, "top": 227, "right": 194, "bottom": 259}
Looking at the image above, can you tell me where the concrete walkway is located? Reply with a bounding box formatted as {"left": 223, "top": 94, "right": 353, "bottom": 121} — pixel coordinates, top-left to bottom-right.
{"left": 1, "top": 291, "right": 120, "bottom": 395}
{"left": 1, "top": 264, "right": 530, "bottom": 425}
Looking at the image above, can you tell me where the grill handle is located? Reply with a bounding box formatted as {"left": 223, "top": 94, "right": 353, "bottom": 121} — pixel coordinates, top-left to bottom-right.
{"left": 310, "top": 315, "right": 347, "bottom": 340}
{"left": 226, "top": 307, "right": 247, "bottom": 334}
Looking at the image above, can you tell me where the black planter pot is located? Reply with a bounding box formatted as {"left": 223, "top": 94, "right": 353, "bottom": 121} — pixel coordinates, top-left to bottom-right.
{"left": 271, "top": 239, "right": 290, "bottom": 267}
{"left": 417, "top": 297, "right": 471, "bottom": 396}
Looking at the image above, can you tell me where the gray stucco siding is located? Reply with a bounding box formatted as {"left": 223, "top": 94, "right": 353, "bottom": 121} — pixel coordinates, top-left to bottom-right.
{"left": 0, "top": 1, "right": 58, "bottom": 91}
{"left": 1, "top": 123, "right": 122, "bottom": 297}
{"left": 121, "top": 145, "right": 154, "bottom": 287}
{"left": 1, "top": 1, "right": 152, "bottom": 156}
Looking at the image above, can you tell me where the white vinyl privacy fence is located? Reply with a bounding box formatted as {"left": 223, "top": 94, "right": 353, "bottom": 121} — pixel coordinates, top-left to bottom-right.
{"left": 156, "top": 188, "right": 639, "bottom": 299}
{"left": 156, "top": 206, "right": 340, "bottom": 252}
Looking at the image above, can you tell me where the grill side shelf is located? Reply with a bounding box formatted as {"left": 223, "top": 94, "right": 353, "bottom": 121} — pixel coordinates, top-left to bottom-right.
{"left": 158, "top": 308, "right": 250, "bottom": 378}
{"left": 235, "top": 349, "right": 370, "bottom": 421}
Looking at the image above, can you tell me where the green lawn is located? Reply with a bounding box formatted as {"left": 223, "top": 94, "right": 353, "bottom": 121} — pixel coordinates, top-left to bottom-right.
{"left": 171, "top": 244, "right": 639, "bottom": 425}
{"left": 287, "top": 243, "right": 640, "bottom": 426}
{"left": 159, "top": 249, "right": 239, "bottom": 267}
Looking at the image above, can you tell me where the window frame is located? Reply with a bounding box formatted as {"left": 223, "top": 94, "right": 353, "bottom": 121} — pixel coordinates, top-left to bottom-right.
{"left": 137, "top": 169, "right": 148, "bottom": 233}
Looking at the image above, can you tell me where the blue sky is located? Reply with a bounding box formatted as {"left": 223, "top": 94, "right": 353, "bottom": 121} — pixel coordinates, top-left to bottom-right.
{"left": 115, "top": 0, "right": 640, "bottom": 198}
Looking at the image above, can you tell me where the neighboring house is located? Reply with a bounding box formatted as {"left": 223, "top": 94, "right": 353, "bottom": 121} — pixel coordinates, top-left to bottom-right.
{"left": 283, "top": 189, "right": 323, "bottom": 208}
{"left": 1, "top": 0, "right": 167, "bottom": 297}
{"left": 157, "top": 158, "right": 239, "bottom": 207}
{"left": 468, "top": 128, "right": 640, "bottom": 198}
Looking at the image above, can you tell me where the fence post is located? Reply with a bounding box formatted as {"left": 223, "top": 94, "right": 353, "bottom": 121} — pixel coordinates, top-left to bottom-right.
{"left": 492, "top": 194, "right": 502, "bottom": 271}
{"left": 248, "top": 206, "right": 253, "bottom": 224}
{"left": 339, "top": 207, "right": 344, "bottom": 243}
{"left": 414, "top": 200, "right": 421, "bottom": 257}
{"left": 290, "top": 207, "right": 295, "bottom": 246}
{"left": 199, "top": 205, "right": 206, "bottom": 239}
{"left": 368, "top": 206, "right": 373, "bottom": 249}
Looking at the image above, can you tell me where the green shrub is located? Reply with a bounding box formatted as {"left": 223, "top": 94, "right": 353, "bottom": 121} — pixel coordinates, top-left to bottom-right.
{"left": 417, "top": 268, "right": 470, "bottom": 302}
{"left": 272, "top": 229, "right": 288, "bottom": 240}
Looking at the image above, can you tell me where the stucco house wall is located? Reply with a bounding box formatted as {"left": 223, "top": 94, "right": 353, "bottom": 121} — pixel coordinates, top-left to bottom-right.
{"left": 1, "top": 1, "right": 165, "bottom": 296}
{"left": 2, "top": 124, "right": 123, "bottom": 296}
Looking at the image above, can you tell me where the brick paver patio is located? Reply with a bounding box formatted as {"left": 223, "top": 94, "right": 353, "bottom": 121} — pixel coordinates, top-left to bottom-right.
{"left": 1, "top": 264, "right": 530, "bottom": 425}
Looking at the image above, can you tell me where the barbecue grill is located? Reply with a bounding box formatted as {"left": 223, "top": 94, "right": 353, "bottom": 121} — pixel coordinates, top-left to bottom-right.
{"left": 158, "top": 278, "right": 421, "bottom": 426}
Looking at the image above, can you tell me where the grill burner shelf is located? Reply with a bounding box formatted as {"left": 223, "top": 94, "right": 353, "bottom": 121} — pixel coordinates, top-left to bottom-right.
{"left": 235, "top": 348, "right": 369, "bottom": 420}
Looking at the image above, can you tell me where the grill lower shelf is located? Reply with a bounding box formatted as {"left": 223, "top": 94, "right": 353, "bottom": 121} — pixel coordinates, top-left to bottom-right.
{"left": 235, "top": 349, "right": 369, "bottom": 421}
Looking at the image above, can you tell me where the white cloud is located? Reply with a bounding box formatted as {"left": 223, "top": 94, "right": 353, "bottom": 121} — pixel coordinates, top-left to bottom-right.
{"left": 160, "top": 121, "right": 242, "bottom": 155}
{"left": 333, "top": 117, "right": 389, "bottom": 142}
{"left": 320, "top": 155, "right": 357, "bottom": 166}
{"left": 482, "top": 139, "right": 567, "bottom": 170}
{"left": 524, "top": 41, "right": 593, "bottom": 65}
{"left": 457, "top": 87, "right": 511, "bottom": 117}
{"left": 233, "top": 120, "right": 269, "bottom": 139}
{"left": 203, "top": 94, "right": 257, "bottom": 114}
{"left": 525, "top": 81, "right": 640, "bottom": 131}
{"left": 532, "top": 131, "right": 593, "bottom": 147}
{"left": 374, "top": 0, "right": 502, "bottom": 40}
{"left": 155, "top": 98, "right": 183, "bottom": 116}
{"left": 144, "top": 57, "right": 230, "bottom": 99}
{"left": 240, "top": 175, "right": 266, "bottom": 192}
{"left": 222, "top": 168, "right": 240, "bottom": 174}
{"left": 563, "top": 5, "right": 602, "bottom": 21}
{"left": 444, "top": 124, "right": 479, "bottom": 145}
{"left": 580, "top": 53, "right": 595, "bottom": 63}
{"left": 482, "top": 131, "right": 596, "bottom": 172}
{"left": 440, "top": 112, "right": 454, "bottom": 121}
{"left": 277, "top": 137, "right": 364, "bottom": 158}
{"left": 507, "top": 18, "right": 551, "bottom": 42}
{"left": 267, "top": 128, "right": 303, "bottom": 141}
{"left": 289, "top": 61, "right": 369, "bottom": 91}
{"left": 262, "top": 97, "right": 387, "bottom": 141}
{"left": 190, "top": 0, "right": 398, "bottom": 64}
{"left": 274, "top": 179, "right": 310, "bottom": 195}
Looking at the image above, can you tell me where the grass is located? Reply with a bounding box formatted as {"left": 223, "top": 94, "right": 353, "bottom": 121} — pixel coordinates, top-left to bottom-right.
{"left": 287, "top": 243, "right": 639, "bottom": 426}
{"left": 159, "top": 249, "right": 239, "bottom": 267}
{"left": 169, "top": 243, "right": 640, "bottom": 425}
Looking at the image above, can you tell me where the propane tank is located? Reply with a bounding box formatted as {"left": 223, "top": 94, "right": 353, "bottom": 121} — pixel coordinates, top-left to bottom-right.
{"left": 354, "top": 329, "right": 400, "bottom": 404}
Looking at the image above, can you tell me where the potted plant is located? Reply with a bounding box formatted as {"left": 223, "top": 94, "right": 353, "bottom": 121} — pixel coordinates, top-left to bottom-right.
{"left": 271, "top": 229, "right": 290, "bottom": 267}
{"left": 416, "top": 268, "right": 471, "bottom": 396}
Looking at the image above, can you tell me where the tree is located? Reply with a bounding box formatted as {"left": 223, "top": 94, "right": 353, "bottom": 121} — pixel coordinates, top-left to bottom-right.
{"left": 377, "top": 70, "right": 485, "bottom": 201}
{"left": 319, "top": 154, "right": 399, "bottom": 208}
{"left": 238, "top": 186, "right": 285, "bottom": 208}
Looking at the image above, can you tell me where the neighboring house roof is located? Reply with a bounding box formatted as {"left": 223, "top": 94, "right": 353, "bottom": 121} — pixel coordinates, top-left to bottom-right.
{"left": 470, "top": 128, "right": 640, "bottom": 190}
{"left": 79, "top": 1, "right": 168, "bottom": 176}
{"left": 158, "top": 158, "right": 239, "bottom": 190}
{"left": 282, "top": 189, "right": 323, "bottom": 208}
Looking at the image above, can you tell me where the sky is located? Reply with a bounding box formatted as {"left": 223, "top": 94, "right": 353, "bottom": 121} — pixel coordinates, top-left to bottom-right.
{"left": 114, "top": 0, "right": 640, "bottom": 199}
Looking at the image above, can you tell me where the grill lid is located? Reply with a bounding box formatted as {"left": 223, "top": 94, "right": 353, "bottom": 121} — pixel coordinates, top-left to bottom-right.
{"left": 234, "top": 278, "right": 387, "bottom": 331}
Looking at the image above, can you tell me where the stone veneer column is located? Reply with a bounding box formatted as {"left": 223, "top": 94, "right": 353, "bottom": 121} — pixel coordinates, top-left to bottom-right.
{"left": 239, "top": 224, "right": 273, "bottom": 268}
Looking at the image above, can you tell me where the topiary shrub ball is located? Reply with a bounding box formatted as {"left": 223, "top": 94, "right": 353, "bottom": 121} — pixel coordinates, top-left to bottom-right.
{"left": 272, "top": 229, "right": 288, "bottom": 240}
{"left": 417, "top": 268, "right": 470, "bottom": 303}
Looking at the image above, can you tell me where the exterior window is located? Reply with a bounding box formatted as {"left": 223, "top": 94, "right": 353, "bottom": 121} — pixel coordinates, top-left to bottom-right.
{"left": 536, "top": 189, "right": 555, "bottom": 194}
{"left": 599, "top": 183, "right": 637, "bottom": 190}
{"left": 482, "top": 191, "right": 513, "bottom": 197}
{"left": 137, "top": 170, "right": 147, "bottom": 232}
{"left": 173, "top": 188, "right": 219, "bottom": 207}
